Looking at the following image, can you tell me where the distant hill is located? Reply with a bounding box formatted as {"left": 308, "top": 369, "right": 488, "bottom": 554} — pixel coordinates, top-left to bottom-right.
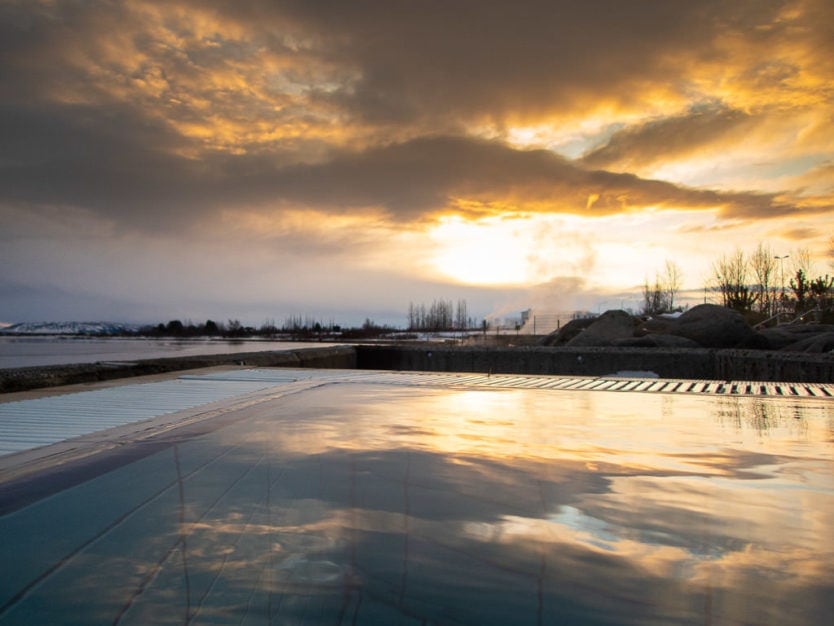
{"left": 0, "top": 321, "right": 141, "bottom": 335}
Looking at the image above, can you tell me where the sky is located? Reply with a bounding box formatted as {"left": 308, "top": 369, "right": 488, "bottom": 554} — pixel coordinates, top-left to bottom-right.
{"left": 1, "top": 0, "right": 833, "bottom": 328}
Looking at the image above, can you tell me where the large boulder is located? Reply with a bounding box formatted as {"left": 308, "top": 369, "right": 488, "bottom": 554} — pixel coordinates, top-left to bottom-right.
{"left": 540, "top": 317, "right": 596, "bottom": 346}
{"left": 670, "top": 304, "right": 755, "bottom": 348}
{"left": 635, "top": 316, "right": 677, "bottom": 337}
{"left": 567, "top": 310, "right": 638, "bottom": 347}
{"left": 780, "top": 331, "right": 834, "bottom": 353}
{"left": 734, "top": 332, "right": 773, "bottom": 350}
{"left": 758, "top": 324, "right": 834, "bottom": 350}
{"left": 614, "top": 334, "right": 702, "bottom": 348}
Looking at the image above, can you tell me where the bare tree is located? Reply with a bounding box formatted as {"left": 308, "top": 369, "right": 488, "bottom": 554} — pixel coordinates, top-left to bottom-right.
{"left": 641, "top": 260, "right": 683, "bottom": 315}
{"left": 662, "top": 260, "right": 682, "bottom": 311}
{"left": 409, "top": 298, "right": 467, "bottom": 330}
{"left": 407, "top": 302, "right": 417, "bottom": 330}
{"left": 454, "top": 299, "right": 469, "bottom": 330}
{"left": 750, "top": 242, "right": 777, "bottom": 316}
{"left": 792, "top": 246, "right": 813, "bottom": 277}
{"left": 711, "top": 249, "right": 758, "bottom": 312}
{"left": 641, "top": 275, "right": 666, "bottom": 315}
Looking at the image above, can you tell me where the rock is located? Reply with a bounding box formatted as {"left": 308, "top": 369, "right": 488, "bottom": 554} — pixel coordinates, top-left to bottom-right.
{"left": 567, "top": 310, "right": 638, "bottom": 347}
{"left": 635, "top": 316, "right": 676, "bottom": 337}
{"left": 757, "top": 327, "right": 804, "bottom": 350}
{"left": 734, "top": 332, "right": 773, "bottom": 350}
{"left": 670, "top": 304, "right": 755, "bottom": 348}
{"left": 758, "top": 324, "right": 834, "bottom": 350}
{"left": 540, "top": 317, "right": 596, "bottom": 346}
{"left": 780, "top": 331, "right": 834, "bottom": 353}
{"left": 613, "top": 335, "right": 702, "bottom": 348}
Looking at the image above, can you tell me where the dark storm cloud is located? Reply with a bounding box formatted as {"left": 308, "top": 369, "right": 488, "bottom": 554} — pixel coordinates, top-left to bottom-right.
{"left": 206, "top": 0, "right": 788, "bottom": 124}
{"left": 266, "top": 136, "right": 800, "bottom": 220}
{"left": 0, "top": 105, "right": 802, "bottom": 229}
{"left": 9, "top": 0, "right": 818, "bottom": 129}
{"left": 0, "top": 102, "right": 208, "bottom": 228}
{"left": 0, "top": 0, "right": 826, "bottom": 232}
{"left": 581, "top": 105, "right": 754, "bottom": 170}
{"left": 3, "top": 1, "right": 832, "bottom": 138}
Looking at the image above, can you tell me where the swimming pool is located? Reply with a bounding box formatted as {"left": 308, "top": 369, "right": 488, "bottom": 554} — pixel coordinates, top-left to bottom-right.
{"left": 1, "top": 374, "right": 832, "bottom": 624}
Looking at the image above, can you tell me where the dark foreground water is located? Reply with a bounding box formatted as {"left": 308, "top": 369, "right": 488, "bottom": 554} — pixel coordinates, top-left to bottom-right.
{"left": 0, "top": 336, "right": 330, "bottom": 369}
{"left": 1, "top": 384, "right": 832, "bottom": 624}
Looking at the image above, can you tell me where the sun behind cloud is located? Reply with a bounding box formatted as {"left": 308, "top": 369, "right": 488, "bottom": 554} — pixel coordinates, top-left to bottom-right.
{"left": 429, "top": 216, "right": 531, "bottom": 286}
{"left": 1, "top": 0, "right": 833, "bottom": 324}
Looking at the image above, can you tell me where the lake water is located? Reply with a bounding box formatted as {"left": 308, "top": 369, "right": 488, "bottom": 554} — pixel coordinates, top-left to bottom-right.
{"left": 0, "top": 336, "right": 332, "bottom": 369}
{"left": 1, "top": 381, "right": 832, "bottom": 624}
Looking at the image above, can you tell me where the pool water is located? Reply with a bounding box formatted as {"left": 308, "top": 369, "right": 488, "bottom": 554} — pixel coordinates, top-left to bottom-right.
{"left": 1, "top": 383, "right": 833, "bottom": 624}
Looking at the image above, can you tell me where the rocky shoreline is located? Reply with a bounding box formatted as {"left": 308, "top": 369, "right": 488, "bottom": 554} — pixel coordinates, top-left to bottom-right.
{"left": 541, "top": 304, "right": 834, "bottom": 353}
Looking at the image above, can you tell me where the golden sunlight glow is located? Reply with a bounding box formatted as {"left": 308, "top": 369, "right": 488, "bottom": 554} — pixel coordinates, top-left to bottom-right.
{"left": 219, "top": 207, "right": 389, "bottom": 240}
{"left": 425, "top": 211, "right": 712, "bottom": 290}
{"left": 477, "top": 101, "right": 691, "bottom": 157}
{"left": 235, "top": 385, "right": 833, "bottom": 472}
{"left": 428, "top": 215, "right": 531, "bottom": 285}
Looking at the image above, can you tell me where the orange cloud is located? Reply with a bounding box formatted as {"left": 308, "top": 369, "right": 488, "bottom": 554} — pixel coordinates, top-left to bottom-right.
{"left": 2, "top": 0, "right": 833, "bottom": 307}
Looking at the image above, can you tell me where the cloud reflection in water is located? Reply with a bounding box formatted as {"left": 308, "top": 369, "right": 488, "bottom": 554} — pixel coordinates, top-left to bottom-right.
{"left": 0, "top": 384, "right": 832, "bottom": 625}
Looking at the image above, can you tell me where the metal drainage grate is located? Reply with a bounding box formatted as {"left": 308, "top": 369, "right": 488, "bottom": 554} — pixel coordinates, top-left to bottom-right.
{"left": 346, "top": 370, "right": 832, "bottom": 398}
{"left": 198, "top": 369, "right": 834, "bottom": 399}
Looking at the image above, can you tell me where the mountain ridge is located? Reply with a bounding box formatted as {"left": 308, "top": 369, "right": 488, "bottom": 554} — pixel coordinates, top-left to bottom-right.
{"left": 0, "top": 321, "right": 140, "bottom": 335}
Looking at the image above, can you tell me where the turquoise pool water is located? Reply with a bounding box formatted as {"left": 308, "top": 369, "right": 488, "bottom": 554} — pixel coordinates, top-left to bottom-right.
{"left": 1, "top": 384, "right": 832, "bottom": 624}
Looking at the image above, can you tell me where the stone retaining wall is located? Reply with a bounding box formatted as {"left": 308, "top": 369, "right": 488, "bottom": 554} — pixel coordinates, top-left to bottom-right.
{"left": 3, "top": 344, "right": 833, "bottom": 393}
{"left": 356, "top": 345, "right": 834, "bottom": 383}
{"left": 713, "top": 349, "right": 834, "bottom": 383}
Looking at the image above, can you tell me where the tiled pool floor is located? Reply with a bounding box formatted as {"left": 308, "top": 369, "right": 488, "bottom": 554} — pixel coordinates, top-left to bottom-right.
{"left": 1, "top": 369, "right": 833, "bottom": 624}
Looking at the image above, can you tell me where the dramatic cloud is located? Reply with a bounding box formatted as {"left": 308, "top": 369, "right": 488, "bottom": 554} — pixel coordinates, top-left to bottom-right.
{"left": 220, "top": 0, "right": 816, "bottom": 125}
{"left": 271, "top": 136, "right": 810, "bottom": 222}
{"left": 1, "top": 0, "right": 832, "bottom": 323}
{"left": 1, "top": 123, "right": 805, "bottom": 232}
{"left": 581, "top": 106, "right": 755, "bottom": 171}
{"left": 5, "top": 1, "right": 833, "bottom": 152}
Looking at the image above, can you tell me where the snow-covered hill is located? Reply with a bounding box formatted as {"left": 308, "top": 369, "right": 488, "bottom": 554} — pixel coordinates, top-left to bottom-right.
{"left": 0, "top": 321, "right": 140, "bottom": 335}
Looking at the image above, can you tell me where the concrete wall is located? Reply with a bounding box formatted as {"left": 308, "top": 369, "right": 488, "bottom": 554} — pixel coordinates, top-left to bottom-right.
{"left": 356, "top": 345, "right": 834, "bottom": 383}
{"left": 3, "top": 344, "right": 833, "bottom": 393}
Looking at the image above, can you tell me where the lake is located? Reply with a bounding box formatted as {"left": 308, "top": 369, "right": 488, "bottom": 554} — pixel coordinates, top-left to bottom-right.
{"left": 0, "top": 336, "right": 333, "bottom": 369}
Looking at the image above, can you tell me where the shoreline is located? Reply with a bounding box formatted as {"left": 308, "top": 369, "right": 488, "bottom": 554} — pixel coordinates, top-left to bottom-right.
{"left": 0, "top": 346, "right": 356, "bottom": 394}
